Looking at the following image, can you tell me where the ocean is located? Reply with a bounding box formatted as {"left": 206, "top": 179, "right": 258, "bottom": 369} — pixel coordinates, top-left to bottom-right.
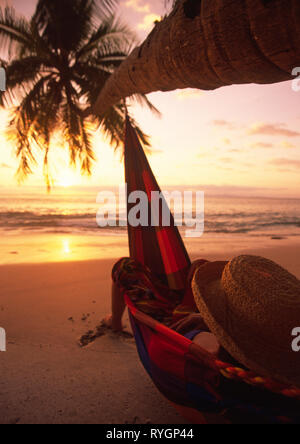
{"left": 1, "top": 187, "right": 300, "bottom": 264}
{"left": 1, "top": 187, "right": 300, "bottom": 236}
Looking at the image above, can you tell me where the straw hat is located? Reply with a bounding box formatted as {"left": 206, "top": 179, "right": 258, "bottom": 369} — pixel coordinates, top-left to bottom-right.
{"left": 192, "top": 256, "right": 300, "bottom": 388}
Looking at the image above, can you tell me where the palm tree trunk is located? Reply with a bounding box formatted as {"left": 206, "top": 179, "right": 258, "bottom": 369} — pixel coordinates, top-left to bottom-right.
{"left": 92, "top": 0, "right": 300, "bottom": 116}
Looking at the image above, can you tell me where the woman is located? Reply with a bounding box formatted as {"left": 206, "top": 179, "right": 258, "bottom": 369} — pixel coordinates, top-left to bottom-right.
{"left": 103, "top": 257, "right": 226, "bottom": 356}
{"left": 104, "top": 255, "right": 300, "bottom": 388}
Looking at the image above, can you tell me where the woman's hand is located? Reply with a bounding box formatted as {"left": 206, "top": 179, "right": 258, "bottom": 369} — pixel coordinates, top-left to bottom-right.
{"left": 171, "top": 314, "right": 208, "bottom": 335}
{"left": 102, "top": 314, "right": 113, "bottom": 328}
{"left": 102, "top": 314, "right": 123, "bottom": 332}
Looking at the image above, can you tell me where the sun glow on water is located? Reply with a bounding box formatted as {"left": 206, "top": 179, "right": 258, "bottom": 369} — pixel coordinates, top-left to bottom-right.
{"left": 62, "top": 239, "right": 71, "bottom": 255}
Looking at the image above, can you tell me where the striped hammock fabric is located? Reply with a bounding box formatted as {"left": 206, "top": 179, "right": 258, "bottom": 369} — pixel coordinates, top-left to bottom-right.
{"left": 125, "top": 116, "right": 191, "bottom": 292}
{"left": 122, "top": 117, "right": 300, "bottom": 424}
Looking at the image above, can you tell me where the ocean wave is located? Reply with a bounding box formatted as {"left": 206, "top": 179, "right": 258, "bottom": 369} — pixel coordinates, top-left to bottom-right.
{"left": 1, "top": 209, "right": 300, "bottom": 236}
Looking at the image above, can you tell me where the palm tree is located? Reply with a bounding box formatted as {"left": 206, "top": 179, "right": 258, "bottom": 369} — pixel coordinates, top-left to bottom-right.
{"left": 90, "top": 0, "right": 300, "bottom": 117}
{"left": 0, "top": 0, "right": 158, "bottom": 188}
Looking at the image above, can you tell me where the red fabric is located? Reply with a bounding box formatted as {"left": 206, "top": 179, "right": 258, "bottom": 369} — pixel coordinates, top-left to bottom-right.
{"left": 147, "top": 328, "right": 190, "bottom": 380}
{"left": 125, "top": 117, "right": 191, "bottom": 291}
{"left": 157, "top": 229, "right": 177, "bottom": 275}
{"left": 122, "top": 122, "right": 300, "bottom": 424}
{"left": 142, "top": 170, "right": 155, "bottom": 201}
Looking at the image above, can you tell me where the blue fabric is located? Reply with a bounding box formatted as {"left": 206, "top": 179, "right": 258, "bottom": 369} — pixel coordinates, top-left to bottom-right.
{"left": 129, "top": 313, "right": 152, "bottom": 377}
{"left": 184, "top": 329, "right": 203, "bottom": 341}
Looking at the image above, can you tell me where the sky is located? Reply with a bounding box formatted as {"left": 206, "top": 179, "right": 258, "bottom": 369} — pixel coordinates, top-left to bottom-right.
{"left": 0, "top": 0, "right": 300, "bottom": 197}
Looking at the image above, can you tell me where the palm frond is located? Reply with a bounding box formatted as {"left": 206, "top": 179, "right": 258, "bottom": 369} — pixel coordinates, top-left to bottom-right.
{"left": 0, "top": 6, "right": 33, "bottom": 58}
{"left": 130, "top": 117, "right": 151, "bottom": 148}
{"left": 62, "top": 92, "right": 96, "bottom": 173}
{"left": 72, "top": 63, "right": 110, "bottom": 105}
{"left": 98, "top": 104, "right": 151, "bottom": 152}
{"left": 0, "top": 1, "right": 158, "bottom": 188}
{"left": 97, "top": 102, "right": 125, "bottom": 149}
{"left": 7, "top": 77, "right": 62, "bottom": 183}
{"left": 78, "top": 117, "right": 96, "bottom": 174}
{"left": 90, "top": 0, "right": 120, "bottom": 20}
{"left": 32, "top": 0, "right": 102, "bottom": 53}
{"left": 7, "top": 108, "right": 37, "bottom": 182}
{"left": 129, "top": 94, "right": 162, "bottom": 118}
{"left": 77, "top": 15, "right": 135, "bottom": 61}
{"left": 1, "top": 57, "right": 57, "bottom": 106}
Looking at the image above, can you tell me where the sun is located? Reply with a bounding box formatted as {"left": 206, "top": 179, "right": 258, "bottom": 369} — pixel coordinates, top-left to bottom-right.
{"left": 57, "top": 171, "right": 78, "bottom": 188}
{"left": 58, "top": 178, "right": 74, "bottom": 188}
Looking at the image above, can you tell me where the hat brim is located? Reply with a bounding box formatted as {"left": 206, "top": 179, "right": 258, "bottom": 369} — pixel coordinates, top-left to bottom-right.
{"left": 192, "top": 264, "right": 300, "bottom": 388}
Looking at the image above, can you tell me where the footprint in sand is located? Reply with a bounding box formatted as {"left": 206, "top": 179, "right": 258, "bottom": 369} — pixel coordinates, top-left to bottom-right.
{"left": 78, "top": 322, "right": 133, "bottom": 348}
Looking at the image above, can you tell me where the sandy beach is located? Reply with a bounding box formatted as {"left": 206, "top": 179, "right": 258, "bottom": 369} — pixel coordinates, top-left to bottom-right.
{"left": 1, "top": 240, "right": 299, "bottom": 424}
{"left": 0, "top": 0, "right": 299, "bottom": 428}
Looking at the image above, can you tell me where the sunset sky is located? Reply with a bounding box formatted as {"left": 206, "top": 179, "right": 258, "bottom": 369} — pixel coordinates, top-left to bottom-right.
{"left": 1, "top": 0, "right": 300, "bottom": 197}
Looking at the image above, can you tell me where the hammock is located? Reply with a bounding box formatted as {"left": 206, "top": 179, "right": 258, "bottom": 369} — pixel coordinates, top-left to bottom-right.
{"left": 122, "top": 117, "right": 300, "bottom": 424}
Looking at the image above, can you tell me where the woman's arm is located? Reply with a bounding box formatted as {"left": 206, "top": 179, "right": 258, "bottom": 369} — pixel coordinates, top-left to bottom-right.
{"left": 171, "top": 314, "right": 208, "bottom": 335}
{"left": 103, "top": 282, "right": 126, "bottom": 332}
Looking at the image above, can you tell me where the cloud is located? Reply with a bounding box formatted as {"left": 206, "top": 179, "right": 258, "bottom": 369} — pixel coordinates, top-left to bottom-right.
{"left": 216, "top": 157, "right": 253, "bottom": 169}
{"left": 275, "top": 168, "right": 297, "bottom": 173}
{"left": 252, "top": 142, "right": 274, "bottom": 149}
{"left": 212, "top": 120, "right": 237, "bottom": 130}
{"left": 281, "top": 141, "right": 296, "bottom": 149}
{"left": 269, "top": 158, "right": 300, "bottom": 169}
{"left": 0, "top": 0, "right": 11, "bottom": 6}
{"left": 176, "top": 89, "right": 203, "bottom": 100}
{"left": 213, "top": 120, "right": 231, "bottom": 127}
{"left": 229, "top": 148, "right": 243, "bottom": 153}
{"left": 137, "top": 13, "right": 161, "bottom": 31}
{"left": 0, "top": 163, "right": 11, "bottom": 169}
{"left": 197, "top": 151, "right": 212, "bottom": 159}
{"left": 125, "top": 0, "right": 160, "bottom": 31}
{"left": 242, "top": 162, "right": 255, "bottom": 168}
{"left": 219, "top": 157, "right": 234, "bottom": 164}
{"left": 251, "top": 140, "right": 297, "bottom": 149}
{"left": 144, "top": 147, "right": 163, "bottom": 156}
{"left": 125, "top": 0, "right": 150, "bottom": 13}
{"left": 249, "top": 123, "right": 300, "bottom": 138}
